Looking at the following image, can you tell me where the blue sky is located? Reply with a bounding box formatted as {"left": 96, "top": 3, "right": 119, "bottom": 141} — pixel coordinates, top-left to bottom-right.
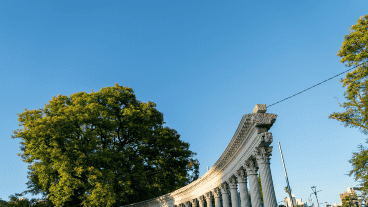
{"left": 1, "top": 0, "right": 368, "bottom": 205}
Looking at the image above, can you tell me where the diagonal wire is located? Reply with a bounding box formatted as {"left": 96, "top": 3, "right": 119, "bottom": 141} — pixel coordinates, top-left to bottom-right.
{"left": 267, "top": 63, "right": 366, "bottom": 108}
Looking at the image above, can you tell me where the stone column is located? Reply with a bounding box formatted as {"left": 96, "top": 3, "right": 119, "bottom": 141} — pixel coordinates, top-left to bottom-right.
{"left": 205, "top": 191, "right": 213, "bottom": 207}
{"left": 221, "top": 182, "right": 230, "bottom": 207}
{"left": 192, "top": 198, "right": 198, "bottom": 207}
{"left": 237, "top": 167, "right": 251, "bottom": 207}
{"left": 199, "top": 195, "right": 205, "bottom": 207}
{"left": 185, "top": 201, "right": 191, "bottom": 207}
{"left": 245, "top": 159, "right": 263, "bottom": 207}
{"left": 255, "top": 146, "right": 277, "bottom": 207}
{"left": 229, "top": 176, "right": 239, "bottom": 207}
{"left": 214, "top": 187, "right": 222, "bottom": 207}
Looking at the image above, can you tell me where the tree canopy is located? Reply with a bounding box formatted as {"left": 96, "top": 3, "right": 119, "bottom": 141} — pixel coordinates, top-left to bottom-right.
{"left": 341, "top": 194, "right": 359, "bottom": 207}
{"left": 329, "top": 14, "right": 368, "bottom": 134}
{"left": 12, "top": 84, "right": 199, "bottom": 207}
{"left": 348, "top": 143, "right": 368, "bottom": 196}
{"left": 0, "top": 196, "right": 53, "bottom": 207}
{"left": 329, "top": 14, "right": 368, "bottom": 198}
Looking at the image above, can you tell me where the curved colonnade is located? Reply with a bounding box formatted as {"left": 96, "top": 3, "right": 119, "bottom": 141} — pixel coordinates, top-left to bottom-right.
{"left": 124, "top": 104, "right": 278, "bottom": 207}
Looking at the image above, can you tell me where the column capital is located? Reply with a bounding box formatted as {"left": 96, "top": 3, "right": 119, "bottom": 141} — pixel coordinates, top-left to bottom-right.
{"left": 221, "top": 182, "right": 229, "bottom": 194}
{"left": 205, "top": 191, "right": 213, "bottom": 200}
{"left": 245, "top": 158, "right": 258, "bottom": 175}
{"left": 254, "top": 146, "right": 273, "bottom": 164}
{"left": 229, "top": 175, "right": 238, "bottom": 189}
{"left": 199, "top": 195, "right": 205, "bottom": 204}
{"left": 214, "top": 187, "right": 222, "bottom": 198}
{"left": 236, "top": 166, "right": 248, "bottom": 182}
{"left": 192, "top": 198, "right": 198, "bottom": 207}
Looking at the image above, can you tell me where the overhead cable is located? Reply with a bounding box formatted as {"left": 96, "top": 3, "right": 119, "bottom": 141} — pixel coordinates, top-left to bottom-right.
{"left": 267, "top": 63, "right": 366, "bottom": 108}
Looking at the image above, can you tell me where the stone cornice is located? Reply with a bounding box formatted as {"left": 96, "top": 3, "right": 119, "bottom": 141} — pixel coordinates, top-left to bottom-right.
{"left": 123, "top": 105, "right": 277, "bottom": 207}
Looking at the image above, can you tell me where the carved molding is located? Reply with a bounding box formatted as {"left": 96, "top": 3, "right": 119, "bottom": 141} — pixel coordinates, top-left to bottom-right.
{"left": 252, "top": 113, "right": 277, "bottom": 128}
{"left": 257, "top": 127, "right": 268, "bottom": 134}
{"left": 259, "top": 132, "right": 273, "bottom": 144}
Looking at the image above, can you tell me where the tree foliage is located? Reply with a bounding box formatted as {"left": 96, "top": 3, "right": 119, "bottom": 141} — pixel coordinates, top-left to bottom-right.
{"left": 341, "top": 194, "right": 358, "bottom": 207}
{"left": 12, "top": 84, "right": 199, "bottom": 207}
{"left": 258, "top": 174, "right": 263, "bottom": 204}
{"left": 329, "top": 15, "right": 368, "bottom": 134}
{"left": 285, "top": 186, "right": 289, "bottom": 194}
{"left": 348, "top": 142, "right": 368, "bottom": 194}
{"left": 0, "top": 195, "right": 53, "bottom": 207}
{"left": 329, "top": 14, "right": 368, "bottom": 195}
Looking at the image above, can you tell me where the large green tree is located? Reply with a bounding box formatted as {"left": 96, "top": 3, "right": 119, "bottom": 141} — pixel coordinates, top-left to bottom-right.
{"left": 329, "top": 15, "right": 368, "bottom": 195}
{"left": 12, "top": 84, "right": 199, "bottom": 207}
{"left": 329, "top": 14, "right": 368, "bottom": 133}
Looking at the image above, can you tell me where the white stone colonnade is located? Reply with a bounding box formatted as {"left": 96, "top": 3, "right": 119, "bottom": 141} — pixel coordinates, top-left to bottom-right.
{"left": 123, "top": 104, "right": 278, "bottom": 207}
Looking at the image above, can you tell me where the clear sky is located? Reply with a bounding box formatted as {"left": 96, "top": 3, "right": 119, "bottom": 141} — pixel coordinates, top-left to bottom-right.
{"left": 1, "top": 0, "right": 368, "bottom": 205}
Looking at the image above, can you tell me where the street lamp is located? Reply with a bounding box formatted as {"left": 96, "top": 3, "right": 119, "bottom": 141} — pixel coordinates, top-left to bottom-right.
{"left": 311, "top": 186, "right": 322, "bottom": 207}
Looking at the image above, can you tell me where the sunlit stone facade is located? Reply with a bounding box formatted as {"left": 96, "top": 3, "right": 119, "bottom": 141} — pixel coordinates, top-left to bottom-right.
{"left": 123, "top": 104, "right": 278, "bottom": 207}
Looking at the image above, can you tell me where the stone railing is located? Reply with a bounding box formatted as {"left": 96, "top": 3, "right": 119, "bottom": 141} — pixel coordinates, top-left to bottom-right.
{"left": 124, "top": 104, "right": 278, "bottom": 207}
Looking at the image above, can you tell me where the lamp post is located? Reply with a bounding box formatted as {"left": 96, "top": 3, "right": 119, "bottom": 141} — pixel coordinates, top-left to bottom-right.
{"left": 311, "top": 186, "right": 322, "bottom": 207}
{"left": 279, "top": 142, "right": 296, "bottom": 207}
